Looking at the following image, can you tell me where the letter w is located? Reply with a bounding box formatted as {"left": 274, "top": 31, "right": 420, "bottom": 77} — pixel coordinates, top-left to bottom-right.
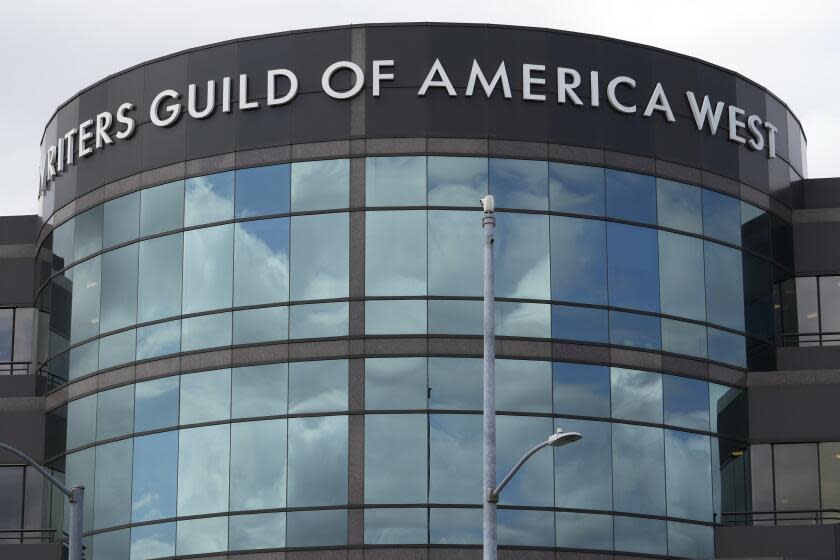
{"left": 686, "top": 92, "right": 725, "bottom": 135}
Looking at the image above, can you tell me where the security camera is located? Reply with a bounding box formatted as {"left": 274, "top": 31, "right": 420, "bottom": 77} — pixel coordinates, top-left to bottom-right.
{"left": 480, "top": 195, "right": 495, "bottom": 212}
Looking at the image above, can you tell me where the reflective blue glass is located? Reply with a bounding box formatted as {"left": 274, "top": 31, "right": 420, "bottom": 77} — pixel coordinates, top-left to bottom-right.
{"left": 130, "top": 523, "right": 175, "bottom": 560}
{"left": 365, "top": 414, "right": 427, "bottom": 503}
{"left": 741, "top": 202, "right": 771, "bottom": 256}
{"left": 231, "top": 363, "right": 288, "bottom": 418}
{"left": 184, "top": 171, "right": 234, "bottom": 227}
{"left": 364, "top": 508, "right": 427, "bottom": 544}
{"left": 656, "top": 179, "right": 702, "bottom": 234}
{"left": 233, "top": 306, "right": 288, "bottom": 344}
{"left": 177, "top": 425, "right": 230, "bottom": 516}
{"left": 367, "top": 299, "right": 427, "bottom": 335}
{"left": 496, "top": 212, "right": 550, "bottom": 299}
{"left": 702, "top": 189, "right": 741, "bottom": 246}
{"left": 132, "top": 432, "right": 178, "bottom": 522}
{"left": 427, "top": 156, "right": 488, "bottom": 207}
{"left": 429, "top": 414, "right": 482, "bottom": 503}
{"left": 366, "top": 156, "right": 427, "bottom": 206}
{"left": 234, "top": 164, "right": 290, "bottom": 218}
{"left": 609, "top": 311, "right": 661, "bottom": 350}
{"left": 51, "top": 218, "right": 75, "bottom": 272}
{"left": 496, "top": 301, "right": 550, "bottom": 338}
{"left": 92, "top": 529, "right": 129, "bottom": 560}
{"left": 182, "top": 224, "right": 233, "bottom": 314}
{"left": 365, "top": 357, "right": 428, "bottom": 410}
{"left": 134, "top": 376, "right": 179, "bottom": 432}
{"left": 290, "top": 213, "right": 348, "bottom": 300}
{"left": 100, "top": 244, "right": 138, "bottom": 332}
{"left": 498, "top": 509, "right": 554, "bottom": 547}
{"left": 665, "top": 430, "right": 713, "bottom": 521}
{"left": 288, "top": 360, "right": 347, "bottom": 414}
{"left": 489, "top": 158, "right": 548, "bottom": 210}
{"left": 93, "top": 439, "right": 132, "bottom": 529}
{"left": 229, "top": 512, "right": 285, "bottom": 550}
{"left": 611, "top": 368, "right": 663, "bottom": 423}
{"left": 556, "top": 512, "right": 613, "bottom": 551}
{"left": 96, "top": 385, "right": 134, "bottom": 440}
{"left": 136, "top": 320, "right": 181, "bottom": 361}
{"left": 230, "top": 419, "right": 287, "bottom": 510}
{"left": 428, "top": 299, "right": 482, "bottom": 335}
{"left": 180, "top": 368, "right": 231, "bottom": 424}
{"left": 98, "top": 329, "right": 136, "bottom": 371}
{"left": 496, "top": 359, "right": 551, "bottom": 413}
{"left": 67, "top": 394, "right": 97, "bottom": 449}
{"left": 103, "top": 192, "right": 140, "bottom": 248}
{"left": 365, "top": 210, "right": 427, "bottom": 296}
{"left": 70, "top": 256, "right": 101, "bottom": 343}
{"left": 429, "top": 508, "right": 481, "bottom": 544}
{"left": 428, "top": 210, "right": 482, "bottom": 297}
{"left": 668, "top": 521, "right": 714, "bottom": 559}
{"left": 550, "top": 216, "right": 607, "bottom": 304}
{"left": 74, "top": 206, "right": 103, "bottom": 261}
{"left": 554, "top": 418, "right": 613, "bottom": 510}
{"left": 708, "top": 327, "right": 746, "bottom": 368}
{"left": 428, "top": 358, "right": 482, "bottom": 410}
{"left": 291, "top": 159, "right": 349, "bottom": 211}
{"left": 289, "top": 301, "right": 348, "bottom": 339}
{"left": 549, "top": 162, "right": 605, "bottom": 215}
{"left": 662, "top": 318, "right": 707, "bottom": 359}
{"left": 606, "top": 170, "right": 657, "bottom": 225}
{"left": 552, "top": 362, "right": 610, "bottom": 417}
{"left": 140, "top": 181, "right": 184, "bottom": 237}
{"left": 704, "top": 241, "right": 745, "bottom": 331}
{"left": 286, "top": 509, "right": 347, "bottom": 547}
{"left": 287, "top": 415, "right": 347, "bottom": 507}
{"left": 497, "top": 415, "right": 553, "bottom": 506}
{"left": 137, "top": 233, "right": 183, "bottom": 323}
{"left": 234, "top": 218, "right": 290, "bottom": 306}
{"left": 612, "top": 424, "right": 665, "bottom": 515}
{"left": 663, "top": 375, "right": 710, "bottom": 431}
{"left": 551, "top": 305, "right": 608, "bottom": 343}
{"left": 69, "top": 340, "right": 98, "bottom": 380}
{"left": 607, "top": 223, "right": 659, "bottom": 312}
{"left": 181, "top": 313, "right": 231, "bottom": 352}
{"left": 614, "top": 516, "right": 666, "bottom": 555}
{"left": 659, "top": 232, "right": 706, "bottom": 321}
{"left": 176, "top": 516, "right": 228, "bottom": 556}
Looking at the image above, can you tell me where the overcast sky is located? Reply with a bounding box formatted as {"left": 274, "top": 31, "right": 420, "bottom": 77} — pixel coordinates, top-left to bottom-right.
{"left": 1, "top": 0, "right": 837, "bottom": 215}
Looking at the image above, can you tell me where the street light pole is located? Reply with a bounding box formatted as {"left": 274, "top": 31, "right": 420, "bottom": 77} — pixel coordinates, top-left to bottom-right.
{"left": 0, "top": 442, "right": 83, "bottom": 560}
{"left": 481, "top": 195, "right": 497, "bottom": 560}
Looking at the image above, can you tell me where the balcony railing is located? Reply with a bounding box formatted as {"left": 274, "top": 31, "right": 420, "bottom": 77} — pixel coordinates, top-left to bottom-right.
{"left": 0, "top": 361, "right": 65, "bottom": 387}
{"left": 780, "top": 331, "right": 840, "bottom": 347}
{"left": 0, "top": 528, "right": 58, "bottom": 544}
{"left": 718, "top": 509, "right": 840, "bottom": 526}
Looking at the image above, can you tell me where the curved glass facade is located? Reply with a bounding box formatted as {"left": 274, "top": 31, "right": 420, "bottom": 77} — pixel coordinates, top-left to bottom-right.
{"left": 39, "top": 156, "right": 779, "bottom": 559}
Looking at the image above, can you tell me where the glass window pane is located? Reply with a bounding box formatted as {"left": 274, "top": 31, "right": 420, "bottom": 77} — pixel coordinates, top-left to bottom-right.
{"left": 232, "top": 363, "right": 288, "bottom": 418}
{"left": 100, "top": 244, "right": 138, "bottom": 332}
{"left": 428, "top": 210, "right": 482, "bottom": 297}
{"left": 497, "top": 359, "right": 551, "bottom": 413}
{"left": 498, "top": 509, "right": 554, "bottom": 547}
{"left": 182, "top": 224, "right": 233, "bottom": 314}
{"left": 662, "top": 318, "right": 708, "bottom": 359}
{"left": 69, "top": 340, "right": 99, "bottom": 380}
{"left": 702, "top": 189, "right": 741, "bottom": 245}
{"left": 709, "top": 384, "right": 747, "bottom": 438}
{"left": 96, "top": 385, "right": 134, "bottom": 440}
{"left": 98, "top": 329, "right": 136, "bottom": 371}
{"left": 496, "top": 302, "right": 550, "bottom": 338}
{"left": 428, "top": 299, "right": 482, "bottom": 335}
{"left": 497, "top": 415, "right": 553, "bottom": 506}
{"left": 659, "top": 232, "right": 706, "bottom": 321}
{"left": 774, "top": 443, "right": 820, "bottom": 511}
{"left": 666, "top": 430, "right": 713, "bottom": 521}
{"left": 0, "top": 310, "right": 11, "bottom": 362}
{"left": 136, "top": 319, "right": 181, "bottom": 360}
{"left": 606, "top": 170, "right": 657, "bottom": 225}
{"left": 181, "top": 312, "right": 231, "bottom": 352}
{"left": 365, "top": 508, "right": 427, "bottom": 544}
{"left": 657, "top": 179, "right": 702, "bottom": 234}
{"left": 555, "top": 418, "right": 613, "bottom": 510}
{"left": 286, "top": 509, "right": 347, "bottom": 547}
{"left": 708, "top": 327, "right": 746, "bottom": 368}
{"left": 549, "top": 162, "right": 605, "bottom": 215}
{"left": 611, "top": 368, "right": 663, "bottom": 423}
{"left": 366, "top": 210, "right": 427, "bottom": 296}
{"left": 184, "top": 171, "right": 234, "bottom": 227}
{"left": 230, "top": 419, "right": 287, "bottom": 510}
{"left": 365, "top": 414, "right": 427, "bottom": 503}
{"left": 103, "top": 192, "right": 140, "bottom": 248}
{"left": 819, "top": 443, "right": 840, "bottom": 510}
{"left": 0, "top": 467, "right": 23, "bottom": 530}
{"left": 67, "top": 394, "right": 97, "bottom": 449}
{"left": 793, "top": 276, "right": 819, "bottom": 334}
{"left": 705, "top": 241, "right": 745, "bottom": 331}
{"left": 551, "top": 305, "right": 608, "bottom": 343}
{"left": 134, "top": 376, "right": 179, "bottom": 432}
{"left": 180, "top": 368, "right": 231, "bottom": 424}
{"left": 140, "top": 181, "right": 184, "bottom": 237}
{"left": 94, "top": 439, "right": 133, "bottom": 529}
{"left": 489, "top": 158, "right": 548, "bottom": 210}
{"left": 138, "top": 234, "right": 183, "bottom": 323}
{"left": 52, "top": 218, "right": 75, "bottom": 272}
{"left": 668, "top": 521, "right": 714, "bottom": 559}
{"left": 235, "top": 164, "right": 290, "bottom": 218}
{"left": 365, "top": 300, "right": 427, "bottom": 335}
{"left": 366, "top": 156, "right": 426, "bottom": 206}
{"left": 741, "top": 202, "right": 771, "bottom": 256}
{"left": 291, "top": 159, "right": 349, "bottom": 212}
{"left": 820, "top": 276, "right": 840, "bottom": 333}
{"left": 551, "top": 216, "right": 607, "bottom": 304}
{"left": 289, "top": 359, "right": 347, "bottom": 414}
{"left": 70, "top": 256, "right": 101, "bottom": 343}
{"left": 65, "top": 448, "right": 95, "bottom": 531}
{"left": 553, "top": 362, "right": 610, "bottom": 417}
{"left": 427, "top": 156, "right": 488, "bottom": 207}
{"left": 612, "top": 424, "right": 666, "bottom": 515}
{"left": 130, "top": 523, "right": 175, "bottom": 560}
{"left": 614, "top": 516, "right": 666, "bottom": 556}
{"left": 429, "top": 413, "right": 482, "bottom": 503}
{"left": 663, "top": 375, "right": 709, "bottom": 431}
{"left": 229, "top": 512, "right": 285, "bottom": 550}
{"left": 365, "top": 357, "right": 427, "bottom": 410}
{"left": 609, "top": 311, "right": 661, "bottom": 351}
{"left": 289, "top": 301, "right": 348, "bottom": 339}
{"left": 290, "top": 213, "right": 348, "bottom": 300}
{"left": 177, "top": 425, "right": 230, "bottom": 516}
{"left": 234, "top": 218, "right": 289, "bottom": 306}
{"left": 176, "top": 516, "right": 227, "bottom": 556}
{"left": 132, "top": 432, "right": 178, "bottom": 522}
{"left": 92, "top": 529, "right": 129, "bottom": 560}
{"left": 287, "top": 415, "right": 348, "bottom": 507}
{"left": 429, "top": 508, "right": 481, "bottom": 545}
{"left": 428, "top": 358, "right": 482, "bottom": 410}
{"left": 496, "top": 212, "right": 549, "bottom": 299}
{"left": 233, "top": 306, "right": 288, "bottom": 344}
{"left": 74, "top": 206, "right": 103, "bottom": 261}
{"left": 607, "top": 223, "right": 659, "bottom": 312}
{"left": 556, "top": 512, "right": 613, "bottom": 551}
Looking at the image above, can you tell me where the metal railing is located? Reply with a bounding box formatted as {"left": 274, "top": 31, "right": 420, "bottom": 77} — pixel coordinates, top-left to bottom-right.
{"left": 0, "top": 528, "right": 58, "bottom": 544}
{"left": 780, "top": 331, "right": 840, "bottom": 347}
{"left": 0, "top": 361, "right": 65, "bottom": 387}
{"left": 718, "top": 509, "right": 840, "bottom": 526}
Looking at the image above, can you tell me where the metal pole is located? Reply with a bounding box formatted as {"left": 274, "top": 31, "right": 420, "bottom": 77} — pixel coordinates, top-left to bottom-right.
{"left": 0, "top": 442, "right": 80, "bottom": 558}
{"left": 68, "top": 486, "right": 84, "bottom": 560}
{"left": 481, "top": 195, "right": 496, "bottom": 560}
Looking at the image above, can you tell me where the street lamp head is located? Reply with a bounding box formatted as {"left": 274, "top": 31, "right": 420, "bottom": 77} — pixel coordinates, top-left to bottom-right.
{"left": 480, "top": 195, "right": 495, "bottom": 212}
{"left": 547, "top": 427, "right": 582, "bottom": 448}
